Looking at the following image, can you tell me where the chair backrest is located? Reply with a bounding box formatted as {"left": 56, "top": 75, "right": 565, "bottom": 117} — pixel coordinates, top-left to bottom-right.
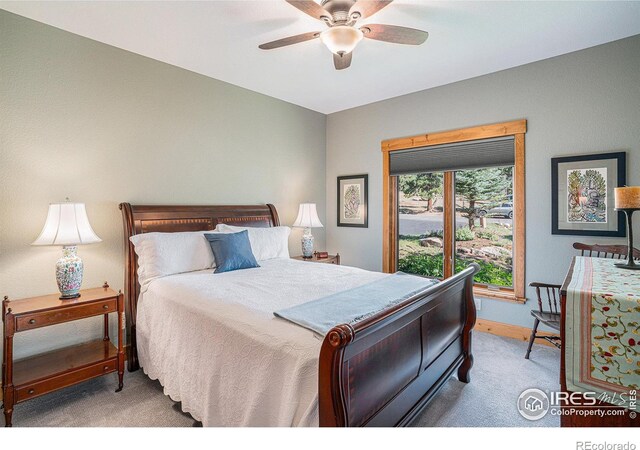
{"left": 573, "top": 242, "right": 640, "bottom": 260}
{"left": 529, "top": 282, "right": 561, "bottom": 314}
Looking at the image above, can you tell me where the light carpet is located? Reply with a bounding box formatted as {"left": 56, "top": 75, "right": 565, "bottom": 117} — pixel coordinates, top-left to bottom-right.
{"left": 8, "top": 331, "right": 560, "bottom": 427}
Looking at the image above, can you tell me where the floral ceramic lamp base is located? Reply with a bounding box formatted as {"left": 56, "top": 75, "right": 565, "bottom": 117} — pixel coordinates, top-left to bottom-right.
{"left": 56, "top": 246, "right": 83, "bottom": 299}
{"left": 301, "top": 228, "right": 314, "bottom": 258}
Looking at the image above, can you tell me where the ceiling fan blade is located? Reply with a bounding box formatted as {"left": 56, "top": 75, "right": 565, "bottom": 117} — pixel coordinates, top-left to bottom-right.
{"left": 361, "top": 24, "right": 428, "bottom": 45}
{"left": 259, "top": 31, "right": 321, "bottom": 50}
{"left": 333, "top": 52, "right": 352, "bottom": 70}
{"left": 349, "top": 0, "right": 393, "bottom": 20}
{"left": 286, "top": 0, "right": 331, "bottom": 21}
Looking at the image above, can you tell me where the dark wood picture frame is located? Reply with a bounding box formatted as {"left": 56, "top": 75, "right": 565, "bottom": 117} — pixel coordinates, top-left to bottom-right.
{"left": 551, "top": 152, "right": 626, "bottom": 237}
{"left": 337, "top": 174, "right": 368, "bottom": 228}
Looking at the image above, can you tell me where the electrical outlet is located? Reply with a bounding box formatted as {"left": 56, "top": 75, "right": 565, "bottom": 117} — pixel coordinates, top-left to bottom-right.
{"left": 475, "top": 298, "right": 482, "bottom": 311}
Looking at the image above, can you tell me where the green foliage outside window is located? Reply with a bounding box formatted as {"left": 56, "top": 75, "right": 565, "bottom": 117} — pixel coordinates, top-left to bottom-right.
{"left": 398, "top": 252, "right": 513, "bottom": 286}
{"left": 454, "top": 227, "right": 475, "bottom": 241}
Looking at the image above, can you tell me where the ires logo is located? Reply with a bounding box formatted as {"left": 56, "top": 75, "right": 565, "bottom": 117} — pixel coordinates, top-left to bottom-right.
{"left": 517, "top": 388, "right": 638, "bottom": 421}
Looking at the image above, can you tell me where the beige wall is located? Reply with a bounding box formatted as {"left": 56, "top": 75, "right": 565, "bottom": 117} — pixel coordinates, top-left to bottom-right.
{"left": 326, "top": 34, "right": 640, "bottom": 329}
{"left": 0, "top": 11, "right": 327, "bottom": 359}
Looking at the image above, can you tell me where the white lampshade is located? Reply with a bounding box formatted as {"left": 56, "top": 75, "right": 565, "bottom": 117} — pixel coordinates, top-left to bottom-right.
{"left": 32, "top": 203, "right": 102, "bottom": 246}
{"left": 293, "top": 203, "right": 323, "bottom": 228}
{"left": 320, "top": 26, "right": 363, "bottom": 55}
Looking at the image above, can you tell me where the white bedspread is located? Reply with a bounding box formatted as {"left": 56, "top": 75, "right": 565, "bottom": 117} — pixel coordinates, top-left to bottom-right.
{"left": 136, "top": 258, "right": 388, "bottom": 427}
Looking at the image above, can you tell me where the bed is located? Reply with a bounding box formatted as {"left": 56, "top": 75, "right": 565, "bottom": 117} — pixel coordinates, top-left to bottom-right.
{"left": 119, "top": 203, "right": 479, "bottom": 427}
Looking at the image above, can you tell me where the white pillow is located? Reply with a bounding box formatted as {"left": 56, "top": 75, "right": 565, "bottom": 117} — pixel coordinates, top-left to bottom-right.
{"left": 214, "top": 224, "right": 290, "bottom": 261}
{"left": 129, "top": 231, "right": 215, "bottom": 288}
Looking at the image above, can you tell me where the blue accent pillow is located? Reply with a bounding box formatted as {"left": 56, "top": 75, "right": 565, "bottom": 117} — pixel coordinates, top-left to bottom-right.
{"left": 205, "top": 231, "right": 260, "bottom": 274}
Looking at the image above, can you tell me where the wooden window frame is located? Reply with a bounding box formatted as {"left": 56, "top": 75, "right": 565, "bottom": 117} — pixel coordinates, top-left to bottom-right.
{"left": 382, "top": 120, "right": 527, "bottom": 303}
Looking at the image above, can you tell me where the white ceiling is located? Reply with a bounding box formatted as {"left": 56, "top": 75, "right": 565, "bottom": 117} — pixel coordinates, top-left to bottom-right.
{"left": 2, "top": 1, "right": 640, "bottom": 114}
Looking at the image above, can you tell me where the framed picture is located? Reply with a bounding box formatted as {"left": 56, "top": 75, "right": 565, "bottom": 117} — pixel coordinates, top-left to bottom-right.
{"left": 337, "top": 174, "right": 368, "bottom": 228}
{"left": 551, "top": 152, "right": 626, "bottom": 236}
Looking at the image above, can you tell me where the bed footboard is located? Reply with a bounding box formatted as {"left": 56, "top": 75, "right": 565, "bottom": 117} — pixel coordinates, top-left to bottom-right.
{"left": 318, "top": 264, "right": 479, "bottom": 427}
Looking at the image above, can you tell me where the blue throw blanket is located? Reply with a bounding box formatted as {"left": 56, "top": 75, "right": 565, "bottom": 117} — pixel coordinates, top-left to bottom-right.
{"left": 274, "top": 273, "right": 439, "bottom": 336}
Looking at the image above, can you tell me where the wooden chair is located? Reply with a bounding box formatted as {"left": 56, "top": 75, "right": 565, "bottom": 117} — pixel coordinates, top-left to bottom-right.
{"left": 525, "top": 282, "right": 562, "bottom": 359}
{"left": 525, "top": 242, "right": 640, "bottom": 359}
{"left": 573, "top": 242, "right": 640, "bottom": 260}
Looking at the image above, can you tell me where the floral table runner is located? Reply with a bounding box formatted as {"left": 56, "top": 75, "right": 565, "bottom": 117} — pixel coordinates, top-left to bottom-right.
{"left": 565, "top": 256, "right": 640, "bottom": 409}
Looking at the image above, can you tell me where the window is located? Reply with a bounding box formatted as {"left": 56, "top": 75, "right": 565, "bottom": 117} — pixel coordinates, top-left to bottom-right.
{"left": 382, "top": 120, "right": 526, "bottom": 303}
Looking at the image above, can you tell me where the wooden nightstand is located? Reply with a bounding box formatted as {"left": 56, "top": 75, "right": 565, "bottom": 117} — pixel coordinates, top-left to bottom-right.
{"left": 2, "top": 283, "right": 124, "bottom": 427}
{"left": 292, "top": 253, "right": 340, "bottom": 265}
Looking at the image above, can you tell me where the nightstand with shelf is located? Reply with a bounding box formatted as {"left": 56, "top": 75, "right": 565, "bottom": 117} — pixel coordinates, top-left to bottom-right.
{"left": 292, "top": 253, "right": 340, "bottom": 265}
{"left": 2, "top": 283, "right": 124, "bottom": 427}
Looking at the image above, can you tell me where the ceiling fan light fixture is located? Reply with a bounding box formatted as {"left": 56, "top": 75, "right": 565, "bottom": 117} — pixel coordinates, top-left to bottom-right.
{"left": 320, "top": 25, "right": 363, "bottom": 55}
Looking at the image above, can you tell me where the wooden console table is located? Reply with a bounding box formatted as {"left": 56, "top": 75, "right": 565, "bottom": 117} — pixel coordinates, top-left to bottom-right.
{"left": 560, "top": 256, "right": 639, "bottom": 427}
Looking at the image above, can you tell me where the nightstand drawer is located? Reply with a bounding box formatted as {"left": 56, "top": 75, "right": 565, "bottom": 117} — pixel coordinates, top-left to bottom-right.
{"left": 15, "top": 358, "right": 117, "bottom": 402}
{"left": 15, "top": 299, "right": 117, "bottom": 331}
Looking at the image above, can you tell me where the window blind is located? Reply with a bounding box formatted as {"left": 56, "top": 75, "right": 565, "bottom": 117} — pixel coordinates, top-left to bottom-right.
{"left": 389, "top": 136, "right": 515, "bottom": 175}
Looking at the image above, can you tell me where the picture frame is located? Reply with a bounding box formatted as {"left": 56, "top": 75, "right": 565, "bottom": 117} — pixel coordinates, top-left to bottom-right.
{"left": 551, "top": 152, "right": 626, "bottom": 236}
{"left": 337, "top": 174, "right": 368, "bottom": 228}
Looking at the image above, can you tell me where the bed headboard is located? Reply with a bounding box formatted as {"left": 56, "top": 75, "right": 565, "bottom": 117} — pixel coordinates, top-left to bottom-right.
{"left": 118, "top": 202, "right": 280, "bottom": 371}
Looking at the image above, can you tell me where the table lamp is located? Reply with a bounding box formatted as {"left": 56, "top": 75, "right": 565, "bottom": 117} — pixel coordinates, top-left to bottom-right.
{"left": 32, "top": 201, "right": 102, "bottom": 298}
{"left": 293, "top": 203, "right": 323, "bottom": 258}
{"left": 614, "top": 186, "right": 640, "bottom": 270}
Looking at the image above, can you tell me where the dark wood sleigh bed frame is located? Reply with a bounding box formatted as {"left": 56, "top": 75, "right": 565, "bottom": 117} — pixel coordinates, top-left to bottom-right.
{"left": 119, "top": 202, "right": 479, "bottom": 427}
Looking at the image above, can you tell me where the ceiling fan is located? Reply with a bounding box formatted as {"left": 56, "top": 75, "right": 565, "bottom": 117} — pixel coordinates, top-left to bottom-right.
{"left": 259, "top": 0, "right": 429, "bottom": 70}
